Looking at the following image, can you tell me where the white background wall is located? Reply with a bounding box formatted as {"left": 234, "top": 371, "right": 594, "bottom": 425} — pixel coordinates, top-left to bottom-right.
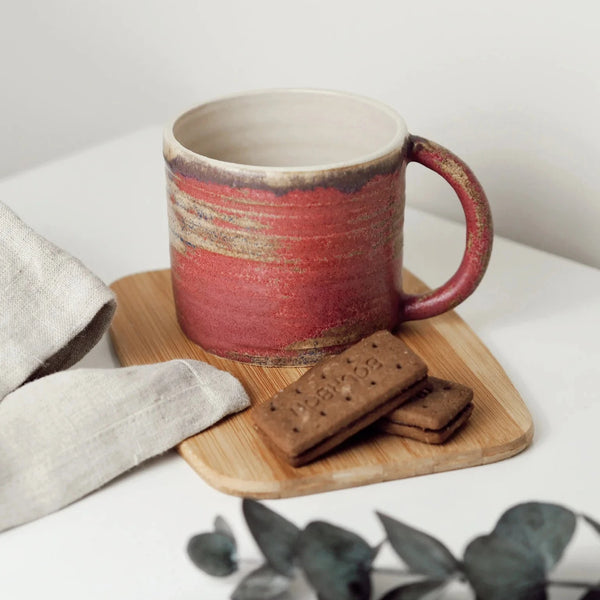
{"left": 1, "top": 0, "right": 599, "bottom": 268}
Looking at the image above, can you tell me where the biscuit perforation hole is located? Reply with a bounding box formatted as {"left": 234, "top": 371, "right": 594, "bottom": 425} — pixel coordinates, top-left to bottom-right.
{"left": 320, "top": 411, "right": 327, "bottom": 416}
{"left": 370, "top": 381, "right": 377, "bottom": 386}
{"left": 372, "top": 342, "right": 378, "bottom": 348}
{"left": 345, "top": 395, "right": 352, "bottom": 401}
{"left": 295, "top": 388, "right": 302, "bottom": 394}
{"left": 292, "top": 427, "right": 300, "bottom": 433}
{"left": 346, "top": 357, "right": 354, "bottom": 364}
{"left": 396, "top": 363, "right": 402, "bottom": 369}
{"left": 269, "top": 404, "right": 276, "bottom": 411}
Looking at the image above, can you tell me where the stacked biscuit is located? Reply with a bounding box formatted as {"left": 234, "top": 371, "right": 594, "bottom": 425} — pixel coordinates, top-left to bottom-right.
{"left": 252, "top": 330, "right": 474, "bottom": 467}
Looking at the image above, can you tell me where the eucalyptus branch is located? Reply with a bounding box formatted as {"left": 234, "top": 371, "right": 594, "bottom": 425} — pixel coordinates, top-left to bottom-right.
{"left": 371, "top": 566, "right": 413, "bottom": 577}
{"left": 186, "top": 500, "right": 600, "bottom": 600}
{"left": 237, "top": 556, "right": 264, "bottom": 568}
{"left": 548, "top": 579, "right": 599, "bottom": 590}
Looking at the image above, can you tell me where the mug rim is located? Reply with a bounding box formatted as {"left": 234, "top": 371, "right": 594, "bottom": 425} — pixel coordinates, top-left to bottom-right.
{"left": 163, "top": 88, "right": 408, "bottom": 174}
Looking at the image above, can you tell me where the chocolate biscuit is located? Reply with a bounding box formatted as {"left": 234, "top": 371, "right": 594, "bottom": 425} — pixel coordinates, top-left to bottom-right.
{"left": 252, "top": 330, "right": 428, "bottom": 466}
{"left": 379, "top": 376, "right": 474, "bottom": 444}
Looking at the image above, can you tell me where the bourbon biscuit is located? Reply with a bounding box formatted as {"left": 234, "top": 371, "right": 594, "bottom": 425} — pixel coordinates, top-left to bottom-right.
{"left": 379, "top": 376, "right": 474, "bottom": 444}
{"left": 252, "top": 330, "right": 428, "bottom": 466}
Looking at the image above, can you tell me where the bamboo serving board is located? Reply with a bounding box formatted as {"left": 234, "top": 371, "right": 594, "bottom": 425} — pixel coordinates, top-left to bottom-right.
{"left": 109, "top": 269, "right": 533, "bottom": 498}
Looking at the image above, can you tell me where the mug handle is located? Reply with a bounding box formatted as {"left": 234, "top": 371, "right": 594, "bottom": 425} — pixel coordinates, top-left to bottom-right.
{"left": 400, "top": 135, "right": 493, "bottom": 321}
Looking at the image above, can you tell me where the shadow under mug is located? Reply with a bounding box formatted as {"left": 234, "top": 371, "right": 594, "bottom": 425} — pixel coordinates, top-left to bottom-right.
{"left": 163, "top": 89, "right": 493, "bottom": 366}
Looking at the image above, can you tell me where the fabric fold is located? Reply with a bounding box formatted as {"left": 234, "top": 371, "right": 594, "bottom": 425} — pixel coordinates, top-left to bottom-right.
{"left": 0, "top": 202, "right": 116, "bottom": 398}
{"left": 0, "top": 359, "right": 250, "bottom": 532}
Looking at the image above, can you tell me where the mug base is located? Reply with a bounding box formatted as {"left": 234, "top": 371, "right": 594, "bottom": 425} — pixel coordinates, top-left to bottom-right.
{"left": 177, "top": 320, "right": 395, "bottom": 367}
{"left": 181, "top": 331, "right": 357, "bottom": 367}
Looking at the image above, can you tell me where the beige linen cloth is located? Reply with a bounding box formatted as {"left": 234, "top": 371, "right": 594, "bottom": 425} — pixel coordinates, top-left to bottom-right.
{"left": 0, "top": 202, "right": 250, "bottom": 532}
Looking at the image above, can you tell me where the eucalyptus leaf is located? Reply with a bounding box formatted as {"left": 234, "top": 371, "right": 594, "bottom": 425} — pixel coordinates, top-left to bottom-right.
{"left": 230, "top": 563, "right": 291, "bottom": 600}
{"left": 493, "top": 502, "right": 576, "bottom": 571}
{"left": 376, "top": 512, "right": 460, "bottom": 578}
{"left": 295, "top": 520, "right": 374, "bottom": 600}
{"left": 215, "top": 515, "right": 236, "bottom": 541}
{"left": 242, "top": 499, "right": 300, "bottom": 576}
{"left": 187, "top": 532, "right": 238, "bottom": 576}
{"left": 463, "top": 532, "right": 547, "bottom": 600}
{"left": 371, "top": 540, "right": 384, "bottom": 561}
{"left": 379, "top": 579, "right": 445, "bottom": 600}
{"left": 583, "top": 514, "right": 600, "bottom": 536}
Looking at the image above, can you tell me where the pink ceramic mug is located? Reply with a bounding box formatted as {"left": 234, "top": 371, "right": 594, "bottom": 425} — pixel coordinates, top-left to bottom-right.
{"left": 164, "top": 89, "right": 492, "bottom": 366}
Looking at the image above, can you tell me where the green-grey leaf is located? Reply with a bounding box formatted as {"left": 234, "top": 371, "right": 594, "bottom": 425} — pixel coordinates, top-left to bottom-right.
{"left": 242, "top": 499, "right": 300, "bottom": 576}
{"left": 376, "top": 512, "right": 460, "bottom": 578}
{"left": 296, "top": 520, "right": 374, "bottom": 600}
{"left": 463, "top": 533, "right": 547, "bottom": 600}
{"left": 493, "top": 502, "right": 576, "bottom": 571}
{"left": 187, "top": 532, "right": 238, "bottom": 576}
{"left": 230, "top": 563, "right": 291, "bottom": 600}
{"left": 215, "top": 515, "right": 236, "bottom": 542}
{"left": 379, "top": 579, "right": 445, "bottom": 600}
{"left": 583, "top": 514, "right": 600, "bottom": 536}
{"left": 371, "top": 540, "right": 384, "bottom": 561}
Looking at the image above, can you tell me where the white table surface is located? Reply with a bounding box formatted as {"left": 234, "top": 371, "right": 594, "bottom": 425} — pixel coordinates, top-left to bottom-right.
{"left": 1, "top": 128, "right": 599, "bottom": 599}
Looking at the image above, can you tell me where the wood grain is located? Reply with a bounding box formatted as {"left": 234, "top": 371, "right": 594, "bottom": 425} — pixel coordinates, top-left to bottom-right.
{"left": 109, "top": 269, "right": 533, "bottom": 498}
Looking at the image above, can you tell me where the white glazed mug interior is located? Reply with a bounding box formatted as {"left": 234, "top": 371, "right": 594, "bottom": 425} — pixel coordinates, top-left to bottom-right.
{"left": 169, "top": 89, "right": 408, "bottom": 171}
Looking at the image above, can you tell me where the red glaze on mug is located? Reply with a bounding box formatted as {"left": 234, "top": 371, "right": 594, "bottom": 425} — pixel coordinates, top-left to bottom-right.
{"left": 164, "top": 90, "right": 492, "bottom": 365}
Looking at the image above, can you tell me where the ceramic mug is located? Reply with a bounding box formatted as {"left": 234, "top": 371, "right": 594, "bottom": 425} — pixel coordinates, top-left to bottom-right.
{"left": 164, "top": 89, "right": 492, "bottom": 366}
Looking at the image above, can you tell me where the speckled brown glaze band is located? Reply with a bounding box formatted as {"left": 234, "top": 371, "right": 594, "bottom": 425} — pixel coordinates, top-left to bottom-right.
{"left": 163, "top": 89, "right": 493, "bottom": 365}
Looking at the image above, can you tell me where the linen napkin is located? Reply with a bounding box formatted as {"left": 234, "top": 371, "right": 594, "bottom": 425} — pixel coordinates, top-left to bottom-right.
{"left": 0, "top": 201, "right": 116, "bottom": 398}
{"left": 0, "top": 360, "right": 249, "bottom": 532}
{"left": 0, "top": 202, "right": 251, "bottom": 532}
